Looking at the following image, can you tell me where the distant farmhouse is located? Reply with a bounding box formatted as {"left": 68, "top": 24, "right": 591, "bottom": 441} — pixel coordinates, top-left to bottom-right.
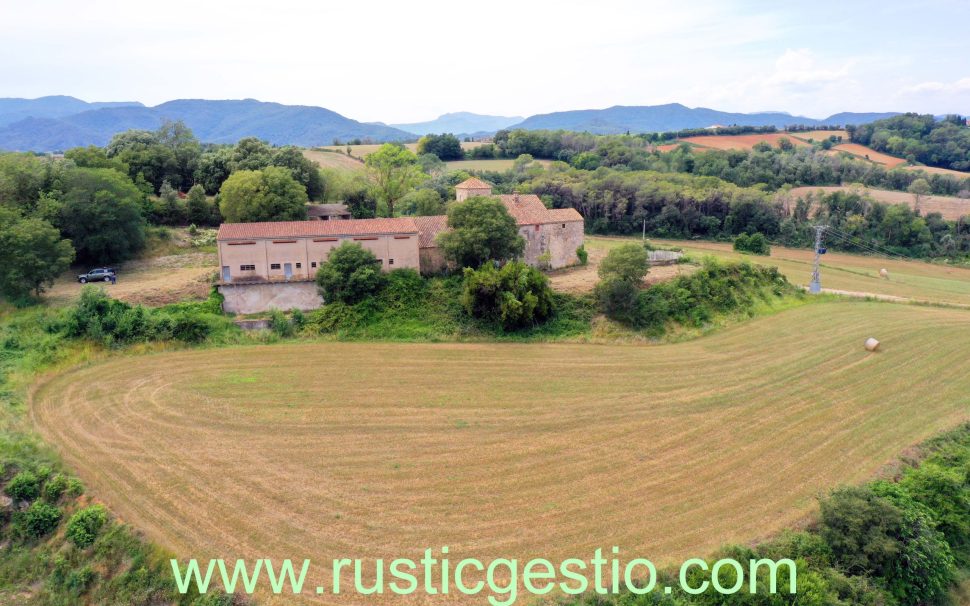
{"left": 216, "top": 178, "right": 584, "bottom": 313}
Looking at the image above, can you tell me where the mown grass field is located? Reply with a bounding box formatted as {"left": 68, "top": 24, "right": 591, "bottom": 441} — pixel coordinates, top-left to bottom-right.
{"left": 591, "top": 236, "right": 970, "bottom": 306}
{"left": 30, "top": 301, "right": 970, "bottom": 604}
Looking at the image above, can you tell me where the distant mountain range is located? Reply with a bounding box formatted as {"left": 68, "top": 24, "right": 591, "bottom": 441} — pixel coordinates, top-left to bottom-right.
{"left": 0, "top": 96, "right": 903, "bottom": 152}
{"left": 389, "top": 112, "right": 524, "bottom": 136}
{"left": 509, "top": 104, "right": 900, "bottom": 134}
{"left": 0, "top": 97, "right": 414, "bottom": 151}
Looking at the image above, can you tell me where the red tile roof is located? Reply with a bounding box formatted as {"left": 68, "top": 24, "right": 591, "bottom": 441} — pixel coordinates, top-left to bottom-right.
{"left": 455, "top": 177, "right": 492, "bottom": 190}
{"left": 217, "top": 218, "right": 418, "bottom": 240}
{"left": 545, "top": 207, "right": 584, "bottom": 223}
{"left": 411, "top": 215, "right": 450, "bottom": 248}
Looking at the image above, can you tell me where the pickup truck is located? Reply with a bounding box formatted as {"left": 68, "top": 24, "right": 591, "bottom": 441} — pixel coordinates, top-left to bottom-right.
{"left": 77, "top": 268, "right": 116, "bottom": 284}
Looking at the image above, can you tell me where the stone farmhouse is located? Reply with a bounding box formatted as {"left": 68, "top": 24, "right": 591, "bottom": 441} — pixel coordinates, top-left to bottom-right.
{"left": 216, "top": 178, "right": 584, "bottom": 313}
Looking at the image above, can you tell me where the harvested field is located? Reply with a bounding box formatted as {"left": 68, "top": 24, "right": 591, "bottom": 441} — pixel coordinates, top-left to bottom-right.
{"left": 301, "top": 149, "right": 366, "bottom": 172}
{"left": 47, "top": 252, "right": 217, "bottom": 306}
{"left": 31, "top": 302, "right": 970, "bottom": 604}
{"left": 831, "top": 143, "right": 907, "bottom": 168}
{"left": 789, "top": 130, "right": 847, "bottom": 143}
{"left": 903, "top": 164, "right": 970, "bottom": 179}
{"left": 632, "top": 236, "right": 970, "bottom": 306}
{"left": 679, "top": 133, "right": 809, "bottom": 151}
{"left": 787, "top": 185, "right": 970, "bottom": 221}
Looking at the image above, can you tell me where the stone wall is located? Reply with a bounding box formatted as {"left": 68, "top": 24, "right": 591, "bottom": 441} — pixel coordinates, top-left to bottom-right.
{"left": 518, "top": 222, "right": 584, "bottom": 269}
{"left": 218, "top": 281, "right": 323, "bottom": 315}
{"left": 419, "top": 247, "right": 449, "bottom": 275}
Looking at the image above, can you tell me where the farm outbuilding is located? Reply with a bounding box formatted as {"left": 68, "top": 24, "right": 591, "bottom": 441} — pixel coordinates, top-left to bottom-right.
{"left": 215, "top": 178, "right": 585, "bottom": 312}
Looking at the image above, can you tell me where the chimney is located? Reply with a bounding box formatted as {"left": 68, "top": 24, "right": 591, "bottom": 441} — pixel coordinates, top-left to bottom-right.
{"left": 512, "top": 190, "right": 520, "bottom": 203}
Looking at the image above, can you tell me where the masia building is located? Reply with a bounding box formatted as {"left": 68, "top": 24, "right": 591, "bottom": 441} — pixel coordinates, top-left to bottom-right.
{"left": 216, "top": 178, "right": 584, "bottom": 313}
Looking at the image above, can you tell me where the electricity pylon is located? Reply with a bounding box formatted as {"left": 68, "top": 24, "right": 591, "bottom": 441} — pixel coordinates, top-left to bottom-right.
{"left": 809, "top": 225, "right": 828, "bottom": 294}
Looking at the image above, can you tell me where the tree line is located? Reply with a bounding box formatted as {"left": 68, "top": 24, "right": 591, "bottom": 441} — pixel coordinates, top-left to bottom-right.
{"left": 849, "top": 113, "right": 970, "bottom": 171}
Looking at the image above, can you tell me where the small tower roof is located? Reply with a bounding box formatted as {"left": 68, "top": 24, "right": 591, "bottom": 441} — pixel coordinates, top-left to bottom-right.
{"left": 455, "top": 177, "right": 492, "bottom": 190}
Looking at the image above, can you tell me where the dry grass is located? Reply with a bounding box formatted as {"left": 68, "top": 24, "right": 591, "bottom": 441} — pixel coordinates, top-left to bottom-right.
{"left": 46, "top": 252, "right": 217, "bottom": 307}
{"left": 788, "top": 130, "right": 847, "bottom": 143}
{"left": 630, "top": 236, "right": 970, "bottom": 306}
{"left": 679, "top": 133, "right": 809, "bottom": 151}
{"left": 31, "top": 302, "right": 970, "bottom": 604}
{"left": 831, "top": 143, "right": 907, "bottom": 168}
{"left": 548, "top": 241, "right": 693, "bottom": 294}
{"left": 787, "top": 185, "right": 970, "bottom": 221}
{"left": 301, "top": 149, "right": 366, "bottom": 172}
{"left": 903, "top": 164, "right": 970, "bottom": 178}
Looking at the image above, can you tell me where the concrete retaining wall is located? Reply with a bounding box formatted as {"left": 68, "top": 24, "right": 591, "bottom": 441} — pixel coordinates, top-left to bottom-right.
{"left": 219, "top": 281, "right": 323, "bottom": 315}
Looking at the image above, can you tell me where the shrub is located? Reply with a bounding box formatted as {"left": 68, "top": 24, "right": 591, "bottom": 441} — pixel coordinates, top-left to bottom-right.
{"left": 594, "top": 278, "right": 642, "bottom": 325}
{"left": 575, "top": 245, "right": 588, "bottom": 266}
{"left": 269, "top": 309, "right": 293, "bottom": 338}
{"left": 461, "top": 262, "right": 554, "bottom": 330}
{"left": 66, "top": 505, "right": 108, "bottom": 548}
{"left": 6, "top": 470, "right": 40, "bottom": 502}
{"left": 733, "top": 232, "right": 771, "bottom": 255}
{"left": 43, "top": 473, "right": 68, "bottom": 502}
{"left": 598, "top": 243, "right": 649, "bottom": 283}
{"left": 316, "top": 242, "right": 387, "bottom": 304}
{"left": 17, "top": 501, "right": 62, "bottom": 539}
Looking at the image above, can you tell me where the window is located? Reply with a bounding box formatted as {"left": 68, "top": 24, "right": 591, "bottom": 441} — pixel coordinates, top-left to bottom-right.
{"left": 311, "top": 262, "right": 317, "bottom": 268}
{"left": 534, "top": 224, "right": 540, "bottom": 232}
{"left": 270, "top": 263, "right": 281, "bottom": 270}
{"left": 240, "top": 264, "right": 255, "bottom": 271}
{"left": 562, "top": 223, "right": 566, "bottom": 228}
{"left": 295, "top": 263, "right": 302, "bottom": 269}
{"left": 389, "top": 259, "right": 394, "bottom": 265}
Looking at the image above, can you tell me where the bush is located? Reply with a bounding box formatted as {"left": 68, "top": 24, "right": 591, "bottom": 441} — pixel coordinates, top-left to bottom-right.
{"left": 64, "top": 286, "right": 224, "bottom": 346}
{"left": 598, "top": 243, "right": 649, "bottom": 283}
{"left": 462, "top": 262, "right": 554, "bottom": 330}
{"left": 66, "top": 505, "right": 108, "bottom": 548}
{"left": 733, "top": 232, "right": 771, "bottom": 255}
{"left": 43, "top": 473, "right": 68, "bottom": 502}
{"left": 5, "top": 470, "right": 40, "bottom": 502}
{"left": 575, "top": 245, "right": 588, "bottom": 266}
{"left": 269, "top": 309, "right": 293, "bottom": 337}
{"left": 315, "top": 242, "right": 386, "bottom": 304}
{"left": 594, "top": 278, "right": 642, "bottom": 325}
{"left": 17, "top": 501, "right": 62, "bottom": 539}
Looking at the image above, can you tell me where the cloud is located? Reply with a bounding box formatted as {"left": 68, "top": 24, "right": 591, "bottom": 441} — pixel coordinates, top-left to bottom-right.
{"left": 767, "top": 49, "right": 852, "bottom": 90}
{"left": 900, "top": 77, "right": 970, "bottom": 94}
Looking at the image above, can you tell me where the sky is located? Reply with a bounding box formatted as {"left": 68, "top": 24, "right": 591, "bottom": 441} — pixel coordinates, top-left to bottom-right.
{"left": 1, "top": 0, "right": 968, "bottom": 123}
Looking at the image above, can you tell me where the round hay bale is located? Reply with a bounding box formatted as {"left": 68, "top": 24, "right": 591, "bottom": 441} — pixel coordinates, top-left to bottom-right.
{"left": 864, "top": 337, "right": 880, "bottom": 352}
{"left": 879, "top": 268, "right": 889, "bottom": 279}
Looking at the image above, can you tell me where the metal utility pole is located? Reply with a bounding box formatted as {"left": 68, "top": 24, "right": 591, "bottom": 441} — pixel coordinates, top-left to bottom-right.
{"left": 809, "top": 225, "right": 828, "bottom": 294}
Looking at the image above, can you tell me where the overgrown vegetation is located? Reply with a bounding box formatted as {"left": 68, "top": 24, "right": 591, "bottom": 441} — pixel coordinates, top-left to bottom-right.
{"left": 598, "top": 256, "right": 797, "bottom": 333}
{"left": 733, "top": 232, "right": 770, "bottom": 255}
{"left": 461, "top": 261, "right": 555, "bottom": 329}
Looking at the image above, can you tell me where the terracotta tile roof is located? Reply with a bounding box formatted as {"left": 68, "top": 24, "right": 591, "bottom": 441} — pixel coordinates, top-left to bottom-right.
{"left": 455, "top": 177, "right": 492, "bottom": 190}
{"left": 411, "top": 215, "right": 450, "bottom": 248}
{"left": 544, "top": 207, "right": 584, "bottom": 223}
{"left": 217, "top": 218, "right": 418, "bottom": 240}
{"left": 498, "top": 194, "right": 553, "bottom": 225}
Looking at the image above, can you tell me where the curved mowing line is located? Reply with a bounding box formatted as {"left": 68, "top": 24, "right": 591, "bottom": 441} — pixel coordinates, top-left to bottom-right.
{"left": 30, "top": 302, "right": 970, "bottom": 605}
